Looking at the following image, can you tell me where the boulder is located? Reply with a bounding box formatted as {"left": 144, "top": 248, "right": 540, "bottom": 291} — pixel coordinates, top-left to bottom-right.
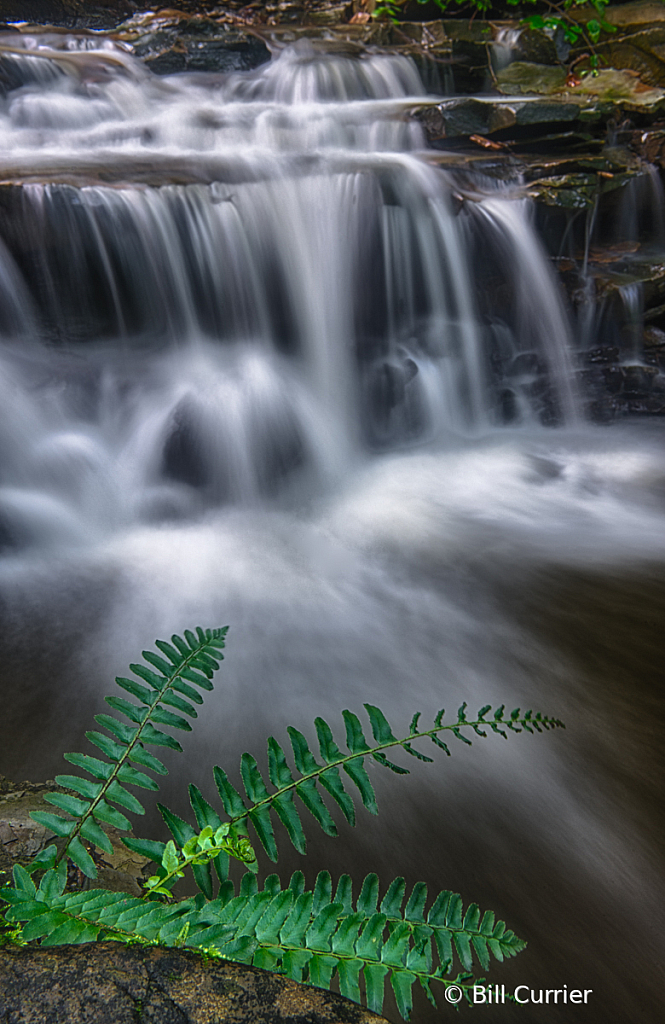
{"left": 0, "top": 942, "right": 390, "bottom": 1023}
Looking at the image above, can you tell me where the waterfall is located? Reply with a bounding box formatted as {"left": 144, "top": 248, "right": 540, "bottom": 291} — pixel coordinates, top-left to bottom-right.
{"left": 0, "top": 34, "right": 578, "bottom": 552}
{"left": 2, "top": 30, "right": 664, "bottom": 1024}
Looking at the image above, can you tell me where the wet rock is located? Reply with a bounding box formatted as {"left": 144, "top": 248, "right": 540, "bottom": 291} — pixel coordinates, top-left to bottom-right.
{"left": 643, "top": 324, "right": 665, "bottom": 367}
{"left": 0, "top": 942, "right": 390, "bottom": 1024}
{"left": 113, "top": 11, "right": 271, "bottom": 75}
{"left": 496, "top": 62, "right": 665, "bottom": 114}
{"left": 496, "top": 61, "right": 568, "bottom": 96}
{"left": 0, "top": 774, "right": 148, "bottom": 896}
{"left": 0, "top": 1, "right": 138, "bottom": 30}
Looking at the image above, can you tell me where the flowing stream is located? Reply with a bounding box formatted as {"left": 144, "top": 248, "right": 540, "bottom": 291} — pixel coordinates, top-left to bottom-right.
{"left": 0, "top": 31, "right": 664, "bottom": 1022}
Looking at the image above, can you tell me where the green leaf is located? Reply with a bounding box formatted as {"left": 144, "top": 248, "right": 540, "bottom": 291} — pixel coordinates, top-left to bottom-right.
{"left": 38, "top": 862, "right": 67, "bottom": 900}
{"left": 105, "top": 696, "right": 147, "bottom": 725}
{"left": 54, "top": 776, "right": 101, "bottom": 802}
{"left": 342, "top": 710, "right": 371, "bottom": 753}
{"left": 402, "top": 743, "right": 433, "bottom": 764}
{"left": 79, "top": 818, "right": 114, "bottom": 855}
{"left": 22, "top": 909, "right": 70, "bottom": 941}
{"left": 287, "top": 727, "right": 320, "bottom": 776}
{"left": 171, "top": 678, "right": 204, "bottom": 704}
{"left": 126, "top": 746, "right": 168, "bottom": 776}
{"left": 312, "top": 871, "right": 332, "bottom": 916}
{"left": 106, "top": 780, "right": 145, "bottom": 815}
{"left": 307, "top": 953, "right": 337, "bottom": 988}
{"left": 85, "top": 731, "right": 126, "bottom": 761}
{"left": 66, "top": 837, "right": 97, "bottom": 878}
{"left": 116, "top": 763, "right": 161, "bottom": 790}
{"left": 155, "top": 638, "right": 185, "bottom": 665}
{"left": 272, "top": 792, "right": 306, "bottom": 855}
{"left": 179, "top": 667, "right": 214, "bottom": 691}
{"left": 142, "top": 651, "right": 173, "bottom": 677}
{"left": 254, "top": 891, "right": 294, "bottom": 944}
{"left": 318, "top": 767, "right": 355, "bottom": 826}
{"left": 129, "top": 664, "right": 165, "bottom": 690}
{"left": 150, "top": 707, "right": 192, "bottom": 732}
{"left": 381, "top": 877, "right": 406, "bottom": 918}
{"left": 364, "top": 963, "right": 389, "bottom": 1014}
{"left": 63, "top": 752, "right": 113, "bottom": 780}
{"left": 333, "top": 874, "right": 353, "bottom": 915}
{"left": 92, "top": 800, "right": 132, "bottom": 831}
{"left": 158, "top": 804, "right": 197, "bottom": 848}
{"left": 338, "top": 958, "right": 363, "bottom": 1002}
{"left": 356, "top": 913, "right": 386, "bottom": 960}
{"left": 115, "top": 677, "right": 154, "bottom": 704}
{"left": 43, "top": 792, "right": 91, "bottom": 818}
{"left": 248, "top": 806, "right": 278, "bottom": 861}
{"left": 29, "top": 812, "right": 75, "bottom": 839}
{"left": 280, "top": 892, "right": 314, "bottom": 946}
{"left": 405, "top": 882, "right": 427, "bottom": 923}
{"left": 295, "top": 779, "right": 337, "bottom": 837}
{"left": 332, "top": 912, "right": 364, "bottom": 956}
{"left": 391, "top": 969, "right": 416, "bottom": 1020}
{"left": 160, "top": 691, "right": 198, "bottom": 718}
{"left": 25, "top": 844, "right": 58, "bottom": 874}
{"left": 267, "top": 738, "right": 294, "bottom": 788}
{"left": 139, "top": 723, "right": 183, "bottom": 751}
{"left": 12, "top": 865, "right": 36, "bottom": 896}
{"left": 357, "top": 874, "right": 379, "bottom": 916}
{"left": 314, "top": 717, "right": 342, "bottom": 764}
{"left": 281, "top": 948, "right": 313, "bottom": 982}
{"left": 122, "top": 837, "right": 166, "bottom": 866}
{"left": 364, "top": 704, "right": 397, "bottom": 744}
{"left": 381, "top": 921, "right": 411, "bottom": 968}
{"left": 213, "top": 766, "right": 247, "bottom": 818}
{"left": 43, "top": 919, "right": 101, "bottom": 945}
{"left": 343, "top": 758, "right": 377, "bottom": 814}
{"left": 94, "top": 714, "right": 138, "bottom": 745}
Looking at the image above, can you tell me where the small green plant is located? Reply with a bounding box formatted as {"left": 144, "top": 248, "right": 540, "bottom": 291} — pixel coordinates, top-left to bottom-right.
{"left": 374, "top": 0, "right": 617, "bottom": 74}
{"left": 0, "top": 627, "right": 564, "bottom": 1019}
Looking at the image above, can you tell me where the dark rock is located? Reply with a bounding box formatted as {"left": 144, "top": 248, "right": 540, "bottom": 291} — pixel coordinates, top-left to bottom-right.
{"left": 644, "top": 324, "right": 665, "bottom": 367}
{"left": 0, "top": 1, "right": 138, "bottom": 30}
{"left": 0, "top": 942, "right": 389, "bottom": 1024}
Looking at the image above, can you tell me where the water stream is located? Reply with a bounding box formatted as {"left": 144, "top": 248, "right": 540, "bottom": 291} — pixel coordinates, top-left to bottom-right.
{"left": 0, "top": 31, "right": 663, "bottom": 1022}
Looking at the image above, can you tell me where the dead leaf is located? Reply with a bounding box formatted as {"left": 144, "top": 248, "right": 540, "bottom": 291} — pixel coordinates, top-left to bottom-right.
{"left": 470, "top": 134, "right": 506, "bottom": 151}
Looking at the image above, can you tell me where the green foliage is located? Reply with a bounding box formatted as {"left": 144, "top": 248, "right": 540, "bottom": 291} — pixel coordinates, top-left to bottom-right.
{"left": 0, "top": 627, "right": 565, "bottom": 1020}
{"left": 30, "top": 627, "right": 227, "bottom": 879}
{"left": 141, "top": 701, "right": 563, "bottom": 903}
{"left": 374, "top": 0, "right": 617, "bottom": 71}
{"left": 2, "top": 870, "right": 525, "bottom": 1012}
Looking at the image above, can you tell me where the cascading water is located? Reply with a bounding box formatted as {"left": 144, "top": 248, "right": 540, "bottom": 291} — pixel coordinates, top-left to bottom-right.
{"left": 0, "top": 32, "right": 582, "bottom": 544}
{"left": 1, "top": 28, "right": 664, "bottom": 1024}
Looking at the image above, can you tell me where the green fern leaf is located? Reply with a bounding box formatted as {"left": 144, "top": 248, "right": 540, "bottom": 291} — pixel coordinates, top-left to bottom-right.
{"left": 364, "top": 962, "right": 389, "bottom": 1013}
{"left": 26, "top": 629, "right": 226, "bottom": 878}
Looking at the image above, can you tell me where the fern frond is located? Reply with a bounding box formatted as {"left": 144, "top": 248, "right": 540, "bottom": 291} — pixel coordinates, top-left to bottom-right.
{"left": 29, "top": 628, "right": 227, "bottom": 878}
{"left": 1, "top": 869, "right": 524, "bottom": 1019}
{"left": 147, "top": 703, "right": 563, "bottom": 890}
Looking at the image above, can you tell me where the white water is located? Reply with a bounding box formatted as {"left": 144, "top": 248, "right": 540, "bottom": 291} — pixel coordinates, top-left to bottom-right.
{"left": 0, "top": 31, "right": 664, "bottom": 1023}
